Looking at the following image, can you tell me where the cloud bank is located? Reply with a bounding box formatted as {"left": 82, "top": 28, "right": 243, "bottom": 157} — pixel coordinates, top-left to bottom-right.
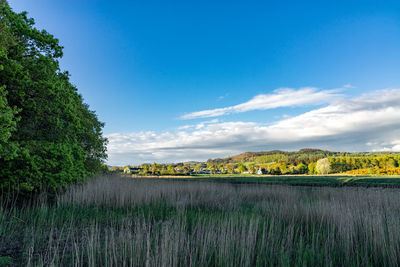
{"left": 181, "top": 87, "right": 341, "bottom": 119}
{"left": 107, "top": 89, "right": 400, "bottom": 165}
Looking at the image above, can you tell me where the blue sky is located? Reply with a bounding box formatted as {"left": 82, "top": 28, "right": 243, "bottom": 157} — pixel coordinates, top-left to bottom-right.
{"left": 9, "top": 0, "right": 400, "bottom": 165}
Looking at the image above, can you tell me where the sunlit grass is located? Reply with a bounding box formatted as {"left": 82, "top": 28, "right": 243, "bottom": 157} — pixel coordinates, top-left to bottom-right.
{"left": 1, "top": 175, "right": 400, "bottom": 266}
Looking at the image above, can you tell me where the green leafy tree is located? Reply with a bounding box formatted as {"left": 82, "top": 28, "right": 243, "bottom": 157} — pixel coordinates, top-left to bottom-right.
{"left": 267, "top": 164, "right": 281, "bottom": 175}
{"left": 296, "top": 163, "right": 308, "bottom": 174}
{"left": 0, "top": 14, "right": 18, "bottom": 160}
{"left": 383, "top": 156, "right": 397, "bottom": 169}
{"left": 219, "top": 164, "right": 226, "bottom": 174}
{"left": 183, "top": 165, "right": 191, "bottom": 175}
{"left": 140, "top": 165, "right": 150, "bottom": 175}
{"left": 151, "top": 163, "right": 161, "bottom": 175}
{"left": 0, "top": 85, "right": 17, "bottom": 159}
{"left": 109, "top": 166, "right": 122, "bottom": 172}
{"left": 0, "top": 2, "right": 107, "bottom": 193}
{"left": 207, "top": 164, "right": 216, "bottom": 174}
{"left": 194, "top": 164, "right": 202, "bottom": 173}
{"left": 247, "top": 164, "right": 256, "bottom": 174}
{"left": 167, "top": 165, "right": 175, "bottom": 174}
{"left": 238, "top": 164, "right": 247, "bottom": 173}
{"left": 308, "top": 162, "right": 317, "bottom": 174}
{"left": 288, "top": 165, "right": 297, "bottom": 174}
{"left": 227, "top": 163, "right": 235, "bottom": 174}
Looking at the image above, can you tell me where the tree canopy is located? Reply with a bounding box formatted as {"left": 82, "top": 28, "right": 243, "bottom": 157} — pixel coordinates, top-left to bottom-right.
{"left": 316, "top": 158, "right": 331, "bottom": 175}
{"left": 0, "top": 1, "right": 107, "bottom": 193}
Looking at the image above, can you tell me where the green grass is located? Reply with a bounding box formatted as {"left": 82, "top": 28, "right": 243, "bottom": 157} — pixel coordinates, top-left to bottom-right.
{"left": 0, "top": 257, "right": 13, "bottom": 267}
{"left": 168, "top": 175, "right": 400, "bottom": 187}
{"left": 2, "top": 175, "right": 400, "bottom": 266}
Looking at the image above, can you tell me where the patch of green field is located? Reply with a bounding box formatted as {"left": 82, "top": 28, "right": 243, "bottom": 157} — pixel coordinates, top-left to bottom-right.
{"left": 168, "top": 175, "right": 400, "bottom": 187}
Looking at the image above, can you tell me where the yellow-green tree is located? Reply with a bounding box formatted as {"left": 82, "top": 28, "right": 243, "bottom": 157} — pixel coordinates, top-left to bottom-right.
{"left": 316, "top": 158, "right": 331, "bottom": 175}
{"left": 238, "top": 164, "right": 247, "bottom": 173}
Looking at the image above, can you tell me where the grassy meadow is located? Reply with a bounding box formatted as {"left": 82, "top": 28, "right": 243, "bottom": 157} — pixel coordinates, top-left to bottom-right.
{"left": 167, "top": 174, "right": 400, "bottom": 187}
{"left": 2, "top": 175, "right": 400, "bottom": 266}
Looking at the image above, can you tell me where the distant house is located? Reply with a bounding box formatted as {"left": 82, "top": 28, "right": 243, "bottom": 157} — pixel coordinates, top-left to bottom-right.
{"left": 256, "top": 168, "right": 265, "bottom": 175}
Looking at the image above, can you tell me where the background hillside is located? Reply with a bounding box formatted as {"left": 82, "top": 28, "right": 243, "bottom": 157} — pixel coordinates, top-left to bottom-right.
{"left": 113, "top": 148, "right": 400, "bottom": 176}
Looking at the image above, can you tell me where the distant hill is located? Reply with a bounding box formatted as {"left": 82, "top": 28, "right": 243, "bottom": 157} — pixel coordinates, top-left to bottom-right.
{"left": 207, "top": 148, "right": 398, "bottom": 165}
{"left": 112, "top": 148, "right": 400, "bottom": 176}
{"left": 183, "top": 161, "right": 204, "bottom": 166}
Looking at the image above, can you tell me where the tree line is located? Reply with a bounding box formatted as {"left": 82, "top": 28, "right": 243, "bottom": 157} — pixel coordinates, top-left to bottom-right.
{"left": 114, "top": 150, "right": 400, "bottom": 176}
{"left": 0, "top": 1, "right": 107, "bottom": 194}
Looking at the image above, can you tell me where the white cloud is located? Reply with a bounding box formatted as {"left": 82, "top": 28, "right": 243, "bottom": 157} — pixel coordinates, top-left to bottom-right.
{"left": 181, "top": 87, "right": 342, "bottom": 119}
{"left": 177, "top": 119, "right": 219, "bottom": 130}
{"left": 392, "top": 141, "right": 400, "bottom": 152}
{"left": 107, "top": 89, "right": 400, "bottom": 165}
{"left": 370, "top": 140, "right": 400, "bottom": 152}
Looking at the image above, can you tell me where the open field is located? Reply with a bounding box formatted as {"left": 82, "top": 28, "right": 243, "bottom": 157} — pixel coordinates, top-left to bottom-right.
{"left": 2, "top": 175, "right": 400, "bottom": 266}
{"left": 196, "top": 175, "right": 400, "bottom": 187}
{"left": 130, "top": 174, "right": 400, "bottom": 187}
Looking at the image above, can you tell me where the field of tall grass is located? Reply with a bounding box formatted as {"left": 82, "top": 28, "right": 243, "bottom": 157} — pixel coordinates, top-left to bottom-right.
{"left": 1, "top": 175, "right": 400, "bottom": 266}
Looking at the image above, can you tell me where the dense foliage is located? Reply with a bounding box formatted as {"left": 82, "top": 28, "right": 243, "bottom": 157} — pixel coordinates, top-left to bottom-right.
{"left": 203, "top": 149, "right": 400, "bottom": 175}
{"left": 116, "top": 149, "right": 400, "bottom": 176}
{"left": 0, "top": 1, "right": 107, "bottom": 193}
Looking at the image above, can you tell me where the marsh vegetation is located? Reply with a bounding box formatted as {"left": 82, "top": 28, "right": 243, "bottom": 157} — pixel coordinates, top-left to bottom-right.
{"left": 2, "top": 175, "right": 400, "bottom": 266}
